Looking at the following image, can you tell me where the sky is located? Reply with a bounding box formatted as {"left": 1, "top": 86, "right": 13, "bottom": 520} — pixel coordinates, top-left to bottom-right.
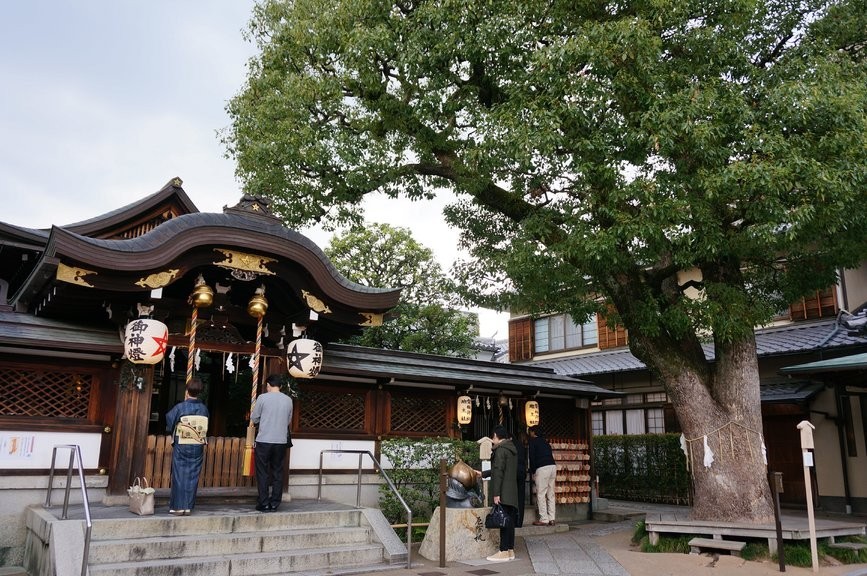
{"left": 0, "top": 1, "right": 508, "bottom": 339}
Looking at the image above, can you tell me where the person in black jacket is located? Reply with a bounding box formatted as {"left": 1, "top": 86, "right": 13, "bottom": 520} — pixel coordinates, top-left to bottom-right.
{"left": 528, "top": 425, "right": 557, "bottom": 526}
{"left": 477, "top": 425, "right": 519, "bottom": 562}
{"left": 514, "top": 428, "right": 528, "bottom": 528}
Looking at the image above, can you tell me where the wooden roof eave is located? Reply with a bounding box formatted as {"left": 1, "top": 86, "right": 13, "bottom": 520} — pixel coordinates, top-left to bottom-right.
{"left": 45, "top": 217, "right": 402, "bottom": 310}
{"left": 322, "top": 344, "right": 621, "bottom": 399}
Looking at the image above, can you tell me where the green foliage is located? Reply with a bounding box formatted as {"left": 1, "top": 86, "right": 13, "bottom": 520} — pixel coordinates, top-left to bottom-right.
{"left": 740, "top": 542, "right": 769, "bottom": 561}
{"left": 631, "top": 519, "right": 647, "bottom": 544}
{"left": 378, "top": 437, "right": 481, "bottom": 537}
{"left": 640, "top": 535, "right": 694, "bottom": 554}
{"left": 225, "top": 0, "right": 867, "bottom": 519}
{"left": 325, "top": 223, "right": 478, "bottom": 357}
{"left": 593, "top": 434, "right": 691, "bottom": 505}
{"left": 777, "top": 541, "right": 815, "bottom": 567}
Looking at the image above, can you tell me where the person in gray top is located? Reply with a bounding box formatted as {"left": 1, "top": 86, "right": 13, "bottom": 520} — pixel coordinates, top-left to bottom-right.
{"left": 251, "top": 374, "right": 294, "bottom": 511}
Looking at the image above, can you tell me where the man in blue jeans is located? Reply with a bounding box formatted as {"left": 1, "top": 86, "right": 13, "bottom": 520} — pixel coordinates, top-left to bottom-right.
{"left": 251, "top": 374, "right": 293, "bottom": 512}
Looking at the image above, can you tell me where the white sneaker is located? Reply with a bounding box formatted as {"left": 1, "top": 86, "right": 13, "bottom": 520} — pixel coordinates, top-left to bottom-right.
{"left": 486, "top": 550, "right": 511, "bottom": 562}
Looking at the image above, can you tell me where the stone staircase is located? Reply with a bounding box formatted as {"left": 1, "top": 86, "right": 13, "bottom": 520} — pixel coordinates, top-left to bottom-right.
{"left": 24, "top": 501, "right": 407, "bottom": 576}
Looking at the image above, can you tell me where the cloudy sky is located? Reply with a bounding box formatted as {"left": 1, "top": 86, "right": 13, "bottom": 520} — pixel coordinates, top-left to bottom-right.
{"left": 0, "top": 1, "right": 507, "bottom": 338}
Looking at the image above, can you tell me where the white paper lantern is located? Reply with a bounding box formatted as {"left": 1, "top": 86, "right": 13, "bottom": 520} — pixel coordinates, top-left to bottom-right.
{"left": 286, "top": 338, "right": 323, "bottom": 378}
{"left": 457, "top": 395, "right": 473, "bottom": 425}
{"left": 124, "top": 319, "right": 169, "bottom": 365}
{"left": 525, "top": 400, "right": 540, "bottom": 427}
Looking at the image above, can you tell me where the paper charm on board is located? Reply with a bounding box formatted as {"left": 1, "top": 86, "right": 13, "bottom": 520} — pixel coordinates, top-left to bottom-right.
{"left": 703, "top": 435, "right": 715, "bottom": 468}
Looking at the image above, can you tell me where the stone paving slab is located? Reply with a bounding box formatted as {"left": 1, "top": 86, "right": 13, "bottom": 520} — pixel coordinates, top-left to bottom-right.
{"left": 524, "top": 532, "right": 630, "bottom": 575}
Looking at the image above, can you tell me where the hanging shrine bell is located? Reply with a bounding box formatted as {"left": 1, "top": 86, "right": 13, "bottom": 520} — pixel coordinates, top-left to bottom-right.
{"left": 457, "top": 395, "right": 473, "bottom": 424}
{"left": 189, "top": 276, "right": 214, "bottom": 308}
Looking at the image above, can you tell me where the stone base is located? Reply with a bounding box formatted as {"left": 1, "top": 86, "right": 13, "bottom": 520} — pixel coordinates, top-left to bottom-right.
{"left": 419, "top": 506, "right": 500, "bottom": 562}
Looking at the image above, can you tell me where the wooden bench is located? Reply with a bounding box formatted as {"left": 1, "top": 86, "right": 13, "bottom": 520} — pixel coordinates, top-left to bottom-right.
{"left": 688, "top": 537, "right": 747, "bottom": 557}
{"left": 828, "top": 542, "right": 867, "bottom": 551}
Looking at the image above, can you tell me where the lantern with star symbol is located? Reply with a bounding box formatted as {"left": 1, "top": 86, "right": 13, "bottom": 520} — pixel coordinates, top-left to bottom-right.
{"left": 287, "top": 338, "right": 323, "bottom": 379}
{"left": 124, "top": 318, "right": 169, "bottom": 365}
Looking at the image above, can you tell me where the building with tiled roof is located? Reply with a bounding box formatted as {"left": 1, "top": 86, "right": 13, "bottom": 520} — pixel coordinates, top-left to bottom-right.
{"left": 508, "top": 272, "right": 867, "bottom": 513}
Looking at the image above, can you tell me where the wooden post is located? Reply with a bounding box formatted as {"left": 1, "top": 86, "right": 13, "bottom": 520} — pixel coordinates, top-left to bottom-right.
{"left": 768, "top": 471, "right": 786, "bottom": 572}
{"left": 797, "top": 421, "right": 818, "bottom": 573}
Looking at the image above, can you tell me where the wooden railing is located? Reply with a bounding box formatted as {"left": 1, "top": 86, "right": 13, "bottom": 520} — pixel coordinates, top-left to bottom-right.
{"left": 144, "top": 435, "right": 256, "bottom": 489}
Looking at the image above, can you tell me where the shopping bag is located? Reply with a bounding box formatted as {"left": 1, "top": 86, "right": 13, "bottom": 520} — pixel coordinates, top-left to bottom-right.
{"left": 128, "top": 476, "right": 155, "bottom": 516}
{"left": 484, "top": 503, "right": 512, "bottom": 529}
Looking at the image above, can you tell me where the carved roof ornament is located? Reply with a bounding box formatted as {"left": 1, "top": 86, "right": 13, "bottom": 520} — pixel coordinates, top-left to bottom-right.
{"left": 135, "top": 269, "right": 180, "bottom": 289}
{"left": 56, "top": 263, "right": 97, "bottom": 287}
{"left": 301, "top": 290, "right": 332, "bottom": 314}
{"left": 223, "top": 194, "right": 282, "bottom": 223}
{"left": 359, "top": 312, "right": 384, "bottom": 326}
{"left": 213, "top": 248, "right": 277, "bottom": 277}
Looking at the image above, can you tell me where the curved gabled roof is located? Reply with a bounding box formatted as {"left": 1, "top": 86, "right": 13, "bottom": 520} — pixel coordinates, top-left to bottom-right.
{"left": 59, "top": 177, "right": 198, "bottom": 237}
{"left": 42, "top": 210, "right": 399, "bottom": 307}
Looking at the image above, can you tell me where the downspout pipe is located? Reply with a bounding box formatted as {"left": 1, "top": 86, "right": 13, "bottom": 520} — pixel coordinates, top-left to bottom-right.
{"left": 833, "top": 384, "right": 853, "bottom": 514}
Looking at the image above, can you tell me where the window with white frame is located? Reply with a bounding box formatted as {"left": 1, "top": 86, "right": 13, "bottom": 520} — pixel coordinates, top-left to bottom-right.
{"left": 534, "top": 314, "right": 598, "bottom": 353}
{"left": 591, "top": 392, "right": 670, "bottom": 435}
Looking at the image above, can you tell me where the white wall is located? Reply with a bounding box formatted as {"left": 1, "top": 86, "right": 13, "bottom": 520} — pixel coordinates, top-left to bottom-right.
{"left": 0, "top": 432, "right": 101, "bottom": 469}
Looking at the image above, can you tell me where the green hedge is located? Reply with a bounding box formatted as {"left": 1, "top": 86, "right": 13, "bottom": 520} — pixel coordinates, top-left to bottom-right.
{"left": 378, "top": 437, "right": 481, "bottom": 538}
{"left": 593, "top": 433, "right": 691, "bottom": 505}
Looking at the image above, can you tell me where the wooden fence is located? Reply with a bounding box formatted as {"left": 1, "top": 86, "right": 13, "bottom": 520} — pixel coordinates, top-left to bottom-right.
{"left": 144, "top": 435, "right": 256, "bottom": 489}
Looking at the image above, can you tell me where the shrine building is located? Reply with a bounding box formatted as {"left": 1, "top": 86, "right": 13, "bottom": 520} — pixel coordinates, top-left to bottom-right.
{"left": 0, "top": 179, "right": 615, "bottom": 565}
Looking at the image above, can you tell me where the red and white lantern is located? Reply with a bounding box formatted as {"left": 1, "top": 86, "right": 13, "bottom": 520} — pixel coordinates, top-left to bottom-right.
{"left": 124, "top": 319, "right": 169, "bottom": 365}
{"left": 286, "top": 338, "right": 323, "bottom": 379}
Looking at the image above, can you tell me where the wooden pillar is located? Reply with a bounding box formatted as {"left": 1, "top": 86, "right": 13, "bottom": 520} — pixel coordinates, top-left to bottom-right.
{"left": 106, "top": 364, "right": 154, "bottom": 498}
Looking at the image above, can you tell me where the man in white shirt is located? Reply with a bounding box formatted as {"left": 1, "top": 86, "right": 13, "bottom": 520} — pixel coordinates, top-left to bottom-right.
{"left": 251, "top": 374, "right": 294, "bottom": 511}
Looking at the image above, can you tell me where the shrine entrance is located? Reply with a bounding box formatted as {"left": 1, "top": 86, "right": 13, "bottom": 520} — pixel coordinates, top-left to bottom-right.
{"left": 143, "top": 348, "right": 284, "bottom": 490}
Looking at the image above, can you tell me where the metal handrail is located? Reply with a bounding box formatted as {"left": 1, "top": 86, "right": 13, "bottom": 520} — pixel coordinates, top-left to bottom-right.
{"left": 45, "top": 444, "right": 92, "bottom": 576}
{"left": 317, "top": 449, "right": 412, "bottom": 569}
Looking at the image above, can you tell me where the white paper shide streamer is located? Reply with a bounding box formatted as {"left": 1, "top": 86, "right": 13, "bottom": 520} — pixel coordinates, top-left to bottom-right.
{"left": 169, "top": 346, "right": 176, "bottom": 372}
{"left": 702, "top": 435, "right": 715, "bottom": 468}
{"left": 225, "top": 352, "right": 235, "bottom": 374}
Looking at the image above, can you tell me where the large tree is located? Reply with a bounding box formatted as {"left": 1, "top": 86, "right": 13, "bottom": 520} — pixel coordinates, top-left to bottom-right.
{"left": 326, "top": 222, "right": 478, "bottom": 356}
{"left": 224, "top": 0, "right": 867, "bottom": 521}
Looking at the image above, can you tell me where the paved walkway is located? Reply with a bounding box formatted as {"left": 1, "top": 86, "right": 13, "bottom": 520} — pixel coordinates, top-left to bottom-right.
{"left": 524, "top": 530, "right": 629, "bottom": 575}
{"left": 378, "top": 499, "right": 867, "bottom": 576}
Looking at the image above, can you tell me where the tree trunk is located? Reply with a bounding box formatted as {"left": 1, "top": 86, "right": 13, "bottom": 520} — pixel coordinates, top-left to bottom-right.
{"left": 632, "top": 331, "right": 774, "bottom": 523}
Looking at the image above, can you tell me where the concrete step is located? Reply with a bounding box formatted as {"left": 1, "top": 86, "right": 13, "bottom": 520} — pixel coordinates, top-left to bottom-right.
{"left": 88, "top": 525, "right": 372, "bottom": 563}
{"left": 88, "top": 509, "right": 363, "bottom": 540}
{"left": 87, "top": 544, "right": 386, "bottom": 576}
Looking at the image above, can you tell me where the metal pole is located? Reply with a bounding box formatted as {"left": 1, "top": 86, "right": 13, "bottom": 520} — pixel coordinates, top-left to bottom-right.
{"left": 357, "top": 453, "right": 363, "bottom": 508}
{"left": 45, "top": 446, "right": 58, "bottom": 507}
{"left": 317, "top": 451, "right": 324, "bottom": 500}
{"left": 439, "top": 458, "right": 447, "bottom": 568}
{"left": 62, "top": 448, "right": 75, "bottom": 519}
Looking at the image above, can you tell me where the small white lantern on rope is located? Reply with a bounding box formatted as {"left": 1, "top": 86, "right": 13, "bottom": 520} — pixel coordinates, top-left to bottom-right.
{"left": 457, "top": 395, "right": 473, "bottom": 425}
{"left": 525, "top": 400, "right": 540, "bottom": 427}
{"left": 286, "top": 337, "right": 323, "bottom": 379}
{"left": 124, "top": 316, "right": 169, "bottom": 365}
